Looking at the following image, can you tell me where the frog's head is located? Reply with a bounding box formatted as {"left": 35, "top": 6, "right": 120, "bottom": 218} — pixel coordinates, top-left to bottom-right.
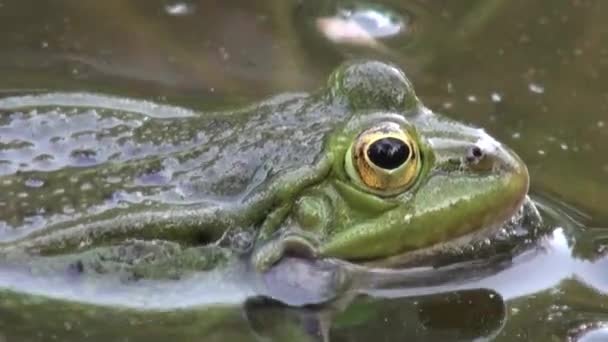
{"left": 256, "top": 61, "right": 529, "bottom": 269}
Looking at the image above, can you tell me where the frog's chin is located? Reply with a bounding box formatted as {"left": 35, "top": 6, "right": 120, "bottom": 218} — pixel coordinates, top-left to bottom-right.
{"left": 355, "top": 197, "right": 539, "bottom": 270}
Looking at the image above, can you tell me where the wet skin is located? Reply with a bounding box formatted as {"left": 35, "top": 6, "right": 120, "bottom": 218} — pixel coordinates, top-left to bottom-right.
{"left": 0, "top": 61, "right": 538, "bottom": 278}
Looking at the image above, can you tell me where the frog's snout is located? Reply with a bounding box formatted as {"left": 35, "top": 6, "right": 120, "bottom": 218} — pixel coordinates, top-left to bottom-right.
{"left": 467, "top": 132, "right": 530, "bottom": 214}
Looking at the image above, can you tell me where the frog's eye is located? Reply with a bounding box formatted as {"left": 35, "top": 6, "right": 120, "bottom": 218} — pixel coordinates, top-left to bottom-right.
{"left": 345, "top": 122, "right": 421, "bottom": 195}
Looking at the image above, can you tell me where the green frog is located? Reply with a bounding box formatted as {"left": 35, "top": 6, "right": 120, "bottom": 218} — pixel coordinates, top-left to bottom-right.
{"left": 0, "top": 61, "right": 540, "bottom": 297}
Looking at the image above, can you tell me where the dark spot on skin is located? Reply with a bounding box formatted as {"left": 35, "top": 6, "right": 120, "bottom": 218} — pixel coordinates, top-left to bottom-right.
{"left": 195, "top": 231, "right": 216, "bottom": 246}
{"left": 367, "top": 137, "right": 410, "bottom": 169}
{"left": 70, "top": 149, "right": 97, "bottom": 166}
{"left": 67, "top": 260, "right": 85, "bottom": 276}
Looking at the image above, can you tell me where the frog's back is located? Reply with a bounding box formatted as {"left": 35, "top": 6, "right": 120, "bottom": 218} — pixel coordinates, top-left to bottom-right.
{"left": 0, "top": 92, "right": 339, "bottom": 244}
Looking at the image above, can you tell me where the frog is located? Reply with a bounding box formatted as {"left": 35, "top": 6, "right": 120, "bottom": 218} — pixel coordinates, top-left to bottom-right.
{"left": 0, "top": 60, "right": 541, "bottom": 295}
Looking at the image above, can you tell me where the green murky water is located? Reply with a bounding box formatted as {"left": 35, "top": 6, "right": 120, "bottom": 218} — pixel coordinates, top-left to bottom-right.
{"left": 0, "top": 0, "right": 607, "bottom": 341}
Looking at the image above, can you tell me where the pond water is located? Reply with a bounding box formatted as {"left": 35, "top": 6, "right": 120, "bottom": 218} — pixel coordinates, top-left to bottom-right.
{"left": 0, "top": 0, "right": 607, "bottom": 341}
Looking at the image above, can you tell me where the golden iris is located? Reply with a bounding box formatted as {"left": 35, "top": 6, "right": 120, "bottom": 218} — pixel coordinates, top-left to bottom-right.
{"left": 347, "top": 122, "right": 420, "bottom": 194}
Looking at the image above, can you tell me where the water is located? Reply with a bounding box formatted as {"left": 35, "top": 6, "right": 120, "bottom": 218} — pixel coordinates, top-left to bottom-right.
{"left": 0, "top": 0, "right": 607, "bottom": 340}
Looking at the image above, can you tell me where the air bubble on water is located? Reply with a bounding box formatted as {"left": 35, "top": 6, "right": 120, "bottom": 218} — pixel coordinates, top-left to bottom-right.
{"left": 165, "top": 2, "right": 195, "bottom": 16}
{"left": 538, "top": 149, "right": 546, "bottom": 155}
{"left": 467, "top": 95, "right": 478, "bottom": 103}
{"left": 598, "top": 120, "right": 605, "bottom": 128}
{"left": 528, "top": 83, "right": 545, "bottom": 94}
{"left": 560, "top": 143, "right": 568, "bottom": 150}
{"left": 512, "top": 132, "right": 521, "bottom": 139}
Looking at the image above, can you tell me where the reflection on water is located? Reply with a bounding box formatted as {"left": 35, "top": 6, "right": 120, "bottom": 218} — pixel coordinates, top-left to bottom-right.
{"left": 0, "top": 0, "right": 607, "bottom": 341}
{"left": 315, "top": 3, "right": 409, "bottom": 47}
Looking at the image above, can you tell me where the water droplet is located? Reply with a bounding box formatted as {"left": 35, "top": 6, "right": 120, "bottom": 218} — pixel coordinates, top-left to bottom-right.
{"left": 165, "top": 2, "right": 195, "bottom": 16}
{"left": 512, "top": 132, "right": 521, "bottom": 139}
{"left": 560, "top": 143, "right": 568, "bottom": 150}
{"left": 538, "top": 149, "right": 546, "bottom": 155}
{"left": 105, "top": 176, "right": 122, "bottom": 184}
{"left": 80, "top": 182, "right": 93, "bottom": 191}
{"left": 528, "top": 83, "right": 545, "bottom": 94}
{"left": 598, "top": 120, "right": 605, "bottom": 128}
{"left": 467, "top": 95, "right": 477, "bottom": 103}
{"left": 218, "top": 47, "right": 230, "bottom": 60}
{"left": 447, "top": 82, "right": 454, "bottom": 93}
{"left": 491, "top": 92, "right": 502, "bottom": 102}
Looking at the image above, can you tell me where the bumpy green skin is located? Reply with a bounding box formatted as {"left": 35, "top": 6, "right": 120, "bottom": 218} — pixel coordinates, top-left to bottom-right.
{"left": 0, "top": 60, "right": 533, "bottom": 278}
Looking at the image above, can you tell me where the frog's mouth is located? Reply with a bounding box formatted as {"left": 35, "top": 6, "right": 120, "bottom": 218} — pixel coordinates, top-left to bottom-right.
{"left": 361, "top": 197, "right": 541, "bottom": 269}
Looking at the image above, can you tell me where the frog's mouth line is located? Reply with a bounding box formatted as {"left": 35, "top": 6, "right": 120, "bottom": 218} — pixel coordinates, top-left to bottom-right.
{"left": 351, "top": 199, "right": 537, "bottom": 269}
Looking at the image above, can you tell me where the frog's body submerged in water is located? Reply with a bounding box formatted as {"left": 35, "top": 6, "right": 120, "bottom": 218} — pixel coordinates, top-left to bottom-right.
{"left": 0, "top": 61, "right": 540, "bottom": 294}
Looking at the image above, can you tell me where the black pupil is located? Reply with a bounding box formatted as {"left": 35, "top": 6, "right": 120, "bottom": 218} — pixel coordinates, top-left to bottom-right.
{"left": 367, "top": 137, "right": 410, "bottom": 170}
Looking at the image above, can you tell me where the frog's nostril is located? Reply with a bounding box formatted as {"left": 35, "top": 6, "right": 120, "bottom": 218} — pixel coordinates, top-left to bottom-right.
{"left": 466, "top": 145, "right": 485, "bottom": 163}
{"left": 471, "top": 146, "right": 483, "bottom": 158}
